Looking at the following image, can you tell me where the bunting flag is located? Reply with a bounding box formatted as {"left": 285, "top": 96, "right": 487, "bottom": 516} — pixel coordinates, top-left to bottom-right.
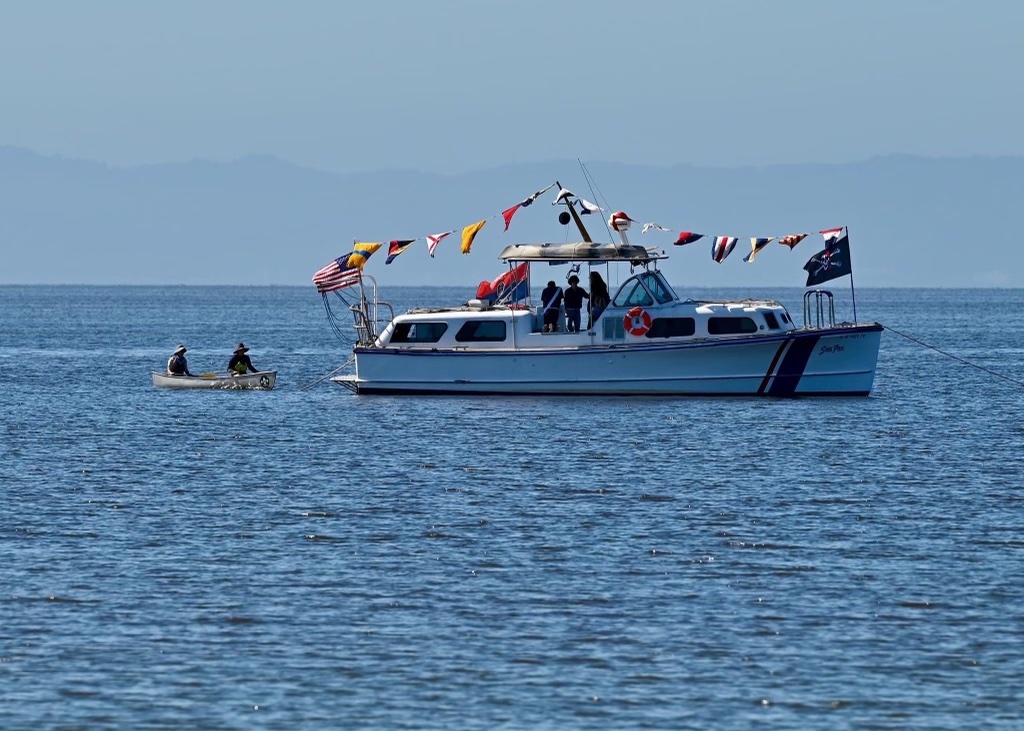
{"left": 743, "top": 237, "right": 774, "bottom": 264}
{"left": 475, "top": 262, "right": 529, "bottom": 304}
{"left": 427, "top": 231, "right": 452, "bottom": 258}
{"left": 778, "top": 233, "right": 809, "bottom": 250}
{"left": 310, "top": 177, "right": 852, "bottom": 286}
{"left": 552, "top": 187, "right": 574, "bottom": 206}
{"left": 820, "top": 227, "right": 845, "bottom": 247}
{"left": 804, "top": 234, "right": 852, "bottom": 286}
{"left": 347, "top": 242, "right": 382, "bottom": 269}
{"left": 501, "top": 204, "right": 521, "bottom": 231}
{"left": 461, "top": 219, "right": 486, "bottom": 254}
{"left": 711, "top": 236, "right": 738, "bottom": 263}
{"left": 502, "top": 183, "right": 558, "bottom": 230}
{"left": 520, "top": 182, "right": 556, "bottom": 208}
{"left": 674, "top": 231, "right": 704, "bottom": 246}
{"left": 312, "top": 242, "right": 382, "bottom": 293}
{"left": 385, "top": 239, "right": 416, "bottom": 265}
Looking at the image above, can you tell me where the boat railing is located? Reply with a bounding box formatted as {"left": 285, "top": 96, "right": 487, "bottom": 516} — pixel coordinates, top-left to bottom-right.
{"left": 350, "top": 276, "right": 395, "bottom": 346}
{"left": 803, "top": 289, "right": 836, "bottom": 329}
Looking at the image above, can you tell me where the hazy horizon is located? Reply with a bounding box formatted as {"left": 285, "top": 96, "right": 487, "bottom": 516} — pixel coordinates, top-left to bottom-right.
{"left": 2, "top": 1, "right": 1022, "bottom": 288}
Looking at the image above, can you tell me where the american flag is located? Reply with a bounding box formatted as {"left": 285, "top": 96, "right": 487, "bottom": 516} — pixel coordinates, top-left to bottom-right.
{"left": 312, "top": 256, "right": 361, "bottom": 293}
{"left": 312, "top": 242, "right": 382, "bottom": 293}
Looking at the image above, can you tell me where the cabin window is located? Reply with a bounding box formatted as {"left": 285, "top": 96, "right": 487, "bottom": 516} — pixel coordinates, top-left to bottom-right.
{"left": 390, "top": 322, "right": 448, "bottom": 343}
{"left": 707, "top": 316, "right": 759, "bottom": 335}
{"left": 763, "top": 312, "right": 780, "bottom": 330}
{"left": 612, "top": 280, "right": 655, "bottom": 308}
{"left": 643, "top": 272, "right": 676, "bottom": 304}
{"left": 780, "top": 312, "right": 791, "bottom": 324}
{"left": 646, "top": 317, "right": 696, "bottom": 338}
{"left": 455, "top": 320, "right": 507, "bottom": 342}
{"left": 603, "top": 316, "right": 625, "bottom": 340}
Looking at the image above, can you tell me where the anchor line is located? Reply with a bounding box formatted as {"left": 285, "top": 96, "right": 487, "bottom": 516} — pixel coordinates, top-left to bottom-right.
{"left": 882, "top": 324, "right": 1024, "bottom": 389}
{"left": 299, "top": 356, "right": 355, "bottom": 391}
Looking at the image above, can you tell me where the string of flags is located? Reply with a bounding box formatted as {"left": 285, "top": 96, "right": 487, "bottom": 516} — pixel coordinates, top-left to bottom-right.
{"left": 311, "top": 180, "right": 854, "bottom": 294}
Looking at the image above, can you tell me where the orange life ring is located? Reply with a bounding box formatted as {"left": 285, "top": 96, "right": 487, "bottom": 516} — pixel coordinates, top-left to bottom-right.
{"left": 624, "top": 307, "right": 652, "bottom": 336}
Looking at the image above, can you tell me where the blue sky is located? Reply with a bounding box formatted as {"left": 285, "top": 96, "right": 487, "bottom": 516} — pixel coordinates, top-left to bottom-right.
{"left": 1, "top": 0, "right": 1020, "bottom": 174}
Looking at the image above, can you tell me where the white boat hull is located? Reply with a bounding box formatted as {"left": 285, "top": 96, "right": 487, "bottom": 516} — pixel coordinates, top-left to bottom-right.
{"left": 334, "top": 326, "right": 881, "bottom": 396}
{"left": 151, "top": 371, "right": 277, "bottom": 390}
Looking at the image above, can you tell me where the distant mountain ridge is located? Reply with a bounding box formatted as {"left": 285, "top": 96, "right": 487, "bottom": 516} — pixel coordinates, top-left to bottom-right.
{"left": 1, "top": 146, "right": 1022, "bottom": 287}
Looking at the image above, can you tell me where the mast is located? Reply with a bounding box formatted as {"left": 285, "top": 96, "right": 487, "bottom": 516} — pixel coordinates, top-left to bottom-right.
{"left": 555, "top": 180, "right": 592, "bottom": 243}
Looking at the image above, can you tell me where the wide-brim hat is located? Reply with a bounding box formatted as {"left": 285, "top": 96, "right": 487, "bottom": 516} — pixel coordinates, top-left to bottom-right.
{"left": 174, "top": 345, "right": 187, "bottom": 355}
{"left": 234, "top": 342, "right": 249, "bottom": 354}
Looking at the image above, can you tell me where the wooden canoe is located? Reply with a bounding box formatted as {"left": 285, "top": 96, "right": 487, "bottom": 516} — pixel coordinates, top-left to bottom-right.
{"left": 151, "top": 371, "right": 277, "bottom": 390}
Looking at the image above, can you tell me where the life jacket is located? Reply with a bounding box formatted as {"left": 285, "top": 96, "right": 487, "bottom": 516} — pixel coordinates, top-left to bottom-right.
{"left": 230, "top": 357, "right": 248, "bottom": 375}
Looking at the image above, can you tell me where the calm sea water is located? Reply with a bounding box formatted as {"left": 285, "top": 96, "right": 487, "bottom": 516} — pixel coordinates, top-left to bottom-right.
{"left": 2, "top": 285, "right": 1023, "bottom": 730}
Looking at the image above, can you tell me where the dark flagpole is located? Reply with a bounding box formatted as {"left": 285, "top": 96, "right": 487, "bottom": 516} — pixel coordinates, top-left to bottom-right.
{"left": 556, "top": 180, "right": 593, "bottom": 243}
{"left": 846, "top": 227, "right": 858, "bottom": 322}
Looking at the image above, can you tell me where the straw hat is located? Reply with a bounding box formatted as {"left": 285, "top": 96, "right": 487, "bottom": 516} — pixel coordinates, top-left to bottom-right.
{"left": 174, "top": 345, "right": 187, "bottom": 355}
{"left": 234, "top": 342, "right": 249, "bottom": 354}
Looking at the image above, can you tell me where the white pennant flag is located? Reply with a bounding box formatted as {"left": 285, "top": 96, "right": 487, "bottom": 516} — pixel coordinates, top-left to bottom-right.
{"left": 426, "top": 231, "right": 453, "bottom": 258}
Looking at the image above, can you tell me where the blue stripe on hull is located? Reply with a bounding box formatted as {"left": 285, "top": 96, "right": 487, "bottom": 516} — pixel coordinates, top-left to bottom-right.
{"left": 767, "top": 334, "right": 821, "bottom": 396}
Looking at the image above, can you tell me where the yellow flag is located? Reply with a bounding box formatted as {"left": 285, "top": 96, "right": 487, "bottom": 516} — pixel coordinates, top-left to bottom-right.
{"left": 348, "top": 241, "right": 382, "bottom": 270}
{"left": 461, "top": 220, "right": 487, "bottom": 255}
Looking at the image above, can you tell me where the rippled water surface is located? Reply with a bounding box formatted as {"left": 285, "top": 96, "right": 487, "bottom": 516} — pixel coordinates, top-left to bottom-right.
{"left": 2, "top": 285, "right": 1023, "bottom": 730}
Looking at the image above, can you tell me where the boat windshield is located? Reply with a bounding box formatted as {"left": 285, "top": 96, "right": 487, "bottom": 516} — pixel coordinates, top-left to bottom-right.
{"left": 612, "top": 271, "right": 677, "bottom": 308}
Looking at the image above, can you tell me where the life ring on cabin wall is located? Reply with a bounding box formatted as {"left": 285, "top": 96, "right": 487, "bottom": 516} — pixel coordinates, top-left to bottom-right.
{"left": 624, "top": 307, "right": 652, "bottom": 336}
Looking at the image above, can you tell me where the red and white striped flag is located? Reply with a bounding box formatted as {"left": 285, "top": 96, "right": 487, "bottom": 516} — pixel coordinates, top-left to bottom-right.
{"left": 427, "top": 231, "right": 452, "bottom": 258}
{"left": 820, "top": 227, "right": 845, "bottom": 246}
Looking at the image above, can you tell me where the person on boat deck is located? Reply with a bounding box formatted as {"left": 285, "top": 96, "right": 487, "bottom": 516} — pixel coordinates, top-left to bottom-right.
{"left": 228, "top": 342, "right": 259, "bottom": 375}
{"left": 167, "top": 344, "right": 193, "bottom": 377}
{"left": 540, "top": 280, "right": 563, "bottom": 332}
{"left": 588, "top": 271, "right": 611, "bottom": 329}
{"left": 563, "top": 275, "right": 589, "bottom": 333}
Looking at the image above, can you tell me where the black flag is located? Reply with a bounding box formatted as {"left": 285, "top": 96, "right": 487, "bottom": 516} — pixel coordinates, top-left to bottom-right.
{"left": 803, "top": 235, "right": 852, "bottom": 287}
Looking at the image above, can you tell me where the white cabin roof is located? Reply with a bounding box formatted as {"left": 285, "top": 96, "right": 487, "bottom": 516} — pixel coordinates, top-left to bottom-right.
{"left": 497, "top": 242, "right": 666, "bottom": 263}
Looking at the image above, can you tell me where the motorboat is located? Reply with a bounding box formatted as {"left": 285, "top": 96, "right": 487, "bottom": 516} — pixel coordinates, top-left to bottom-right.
{"left": 326, "top": 188, "right": 882, "bottom": 396}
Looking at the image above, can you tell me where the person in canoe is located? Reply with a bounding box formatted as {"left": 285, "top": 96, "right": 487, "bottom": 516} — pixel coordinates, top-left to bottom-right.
{"left": 167, "top": 344, "right": 194, "bottom": 377}
{"left": 228, "top": 342, "right": 260, "bottom": 376}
